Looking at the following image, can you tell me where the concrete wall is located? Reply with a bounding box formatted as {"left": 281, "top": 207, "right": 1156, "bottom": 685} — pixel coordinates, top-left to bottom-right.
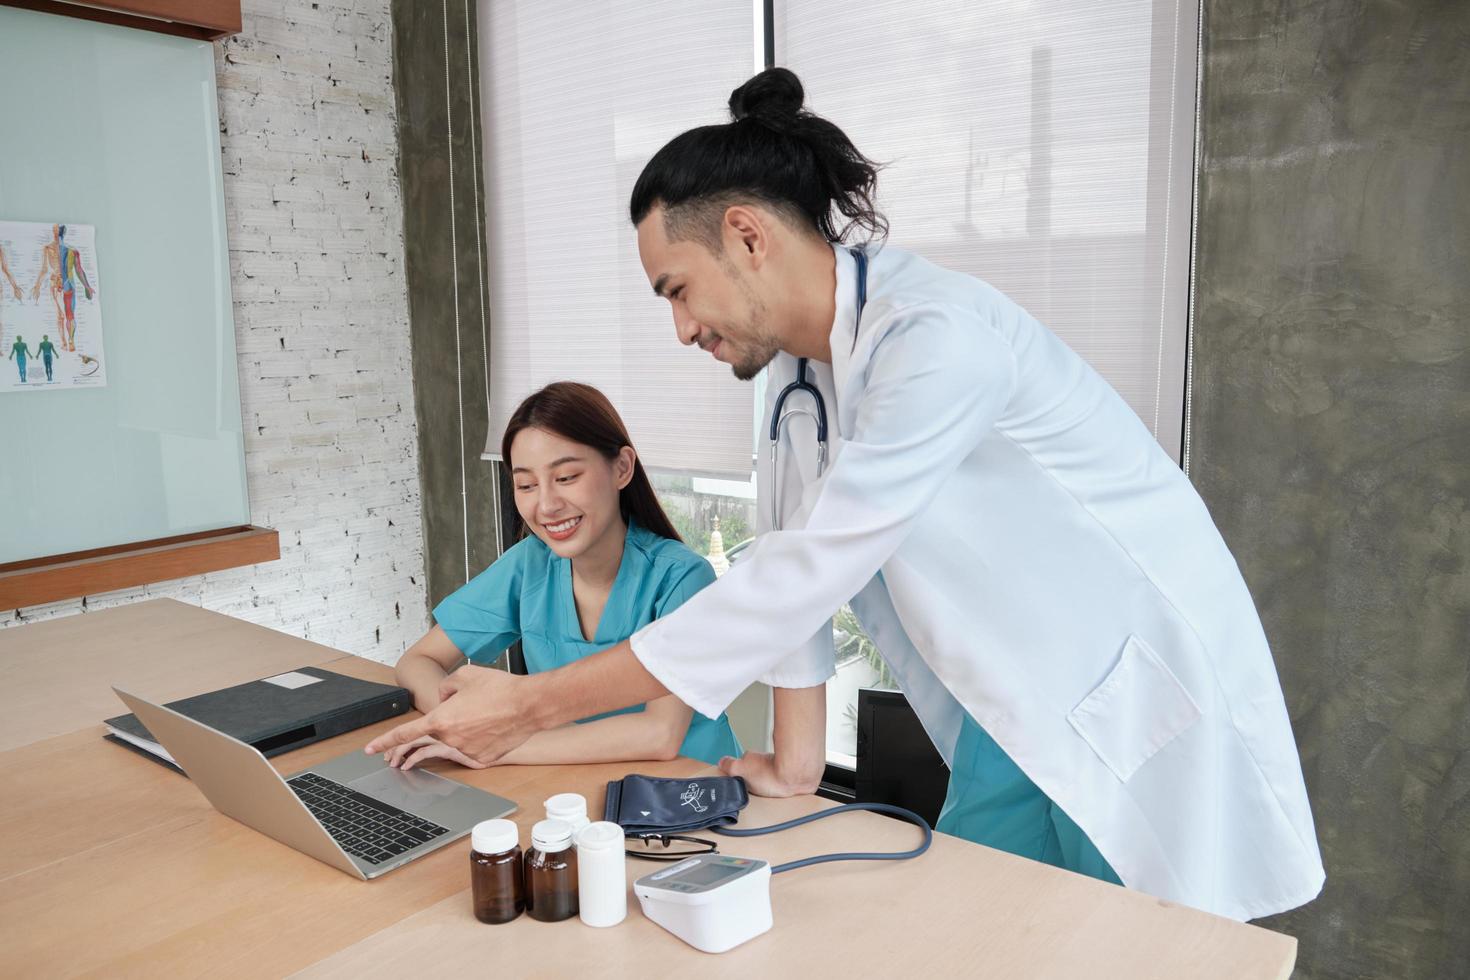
{"left": 2, "top": 0, "right": 428, "bottom": 661}
{"left": 1191, "top": 1, "right": 1470, "bottom": 976}
{"left": 389, "top": 0, "right": 503, "bottom": 615}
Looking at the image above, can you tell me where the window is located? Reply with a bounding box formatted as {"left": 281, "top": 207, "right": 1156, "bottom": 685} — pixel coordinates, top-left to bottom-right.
{"left": 652, "top": 468, "right": 899, "bottom": 767}
{"left": 778, "top": 0, "right": 1198, "bottom": 459}
{"left": 650, "top": 473, "right": 758, "bottom": 575}
{"left": 475, "top": 0, "right": 758, "bottom": 478}
{"left": 482, "top": 0, "right": 1199, "bottom": 771}
{"left": 777, "top": 0, "right": 1199, "bottom": 766}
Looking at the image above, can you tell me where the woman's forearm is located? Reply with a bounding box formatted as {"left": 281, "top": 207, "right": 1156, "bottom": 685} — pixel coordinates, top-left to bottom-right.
{"left": 394, "top": 626, "right": 469, "bottom": 712}
{"left": 495, "top": 703, "right": 689, "bottom": 766}
{"left": 396, "top": 652, "right": 452, "bottom": 712}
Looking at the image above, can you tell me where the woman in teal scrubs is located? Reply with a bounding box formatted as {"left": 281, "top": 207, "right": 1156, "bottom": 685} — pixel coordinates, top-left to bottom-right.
{"left": 386, "top": 381, "right": 741, "bottom": 770}
{"left": 937, "top": 715, "right": 1122, "bottom": 883}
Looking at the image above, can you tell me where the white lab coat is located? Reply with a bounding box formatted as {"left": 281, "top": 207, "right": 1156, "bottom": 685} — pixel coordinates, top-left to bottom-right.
{"left": 632, "top": 244, "right": 1325, "bottom": 920}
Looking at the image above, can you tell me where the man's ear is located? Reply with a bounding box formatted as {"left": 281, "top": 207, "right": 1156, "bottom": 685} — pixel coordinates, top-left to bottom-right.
{"left": 722, "top": 204, "right": 770, "bottom": 269}
{"left": 615, "top": 446, "right": 637, "bottom": 491}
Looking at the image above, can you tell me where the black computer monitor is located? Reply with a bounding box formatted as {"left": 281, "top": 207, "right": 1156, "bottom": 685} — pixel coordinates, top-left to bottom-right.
{"left": 855, "top": 688, "right": 951, "bottom": 828}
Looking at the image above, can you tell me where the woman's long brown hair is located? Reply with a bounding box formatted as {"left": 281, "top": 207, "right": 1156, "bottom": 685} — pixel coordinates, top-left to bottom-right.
{"left": 501, "top": 382, "right": 683, "bottom": 543}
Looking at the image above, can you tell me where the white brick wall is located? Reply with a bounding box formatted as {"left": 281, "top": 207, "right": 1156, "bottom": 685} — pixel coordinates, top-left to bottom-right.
{"left": 1, "top": 0, "right": 427, "bottom": 664}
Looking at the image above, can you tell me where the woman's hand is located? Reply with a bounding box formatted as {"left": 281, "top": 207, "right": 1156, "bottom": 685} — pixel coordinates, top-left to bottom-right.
{"left": 383, "top": 734, "right": 489, "bottom": 771}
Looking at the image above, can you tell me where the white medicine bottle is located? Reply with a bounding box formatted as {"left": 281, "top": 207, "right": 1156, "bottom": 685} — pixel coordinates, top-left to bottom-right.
{"left": 574, "top": 821, "right": 627, "bottom": 928}
{"left": 544, "top": 792, "right": 591, "bottom": 836}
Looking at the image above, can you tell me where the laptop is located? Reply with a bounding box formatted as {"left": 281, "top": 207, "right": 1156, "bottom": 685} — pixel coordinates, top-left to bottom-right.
{"left": 114, "top": 687, "right": 516, "bottom": 880}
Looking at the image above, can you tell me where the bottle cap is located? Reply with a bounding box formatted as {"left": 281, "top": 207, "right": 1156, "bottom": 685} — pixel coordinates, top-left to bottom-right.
{"left": 531, "top": 818, "right": 574, "bottom": 853}
{"left": 471, "top": 818, "right": 519, "bottom": 855}
{"left": 544, "top": 792, "right": 588, "bottom": 822}
{"left": 574, "top": 821, "right": 624, "bottom": 852}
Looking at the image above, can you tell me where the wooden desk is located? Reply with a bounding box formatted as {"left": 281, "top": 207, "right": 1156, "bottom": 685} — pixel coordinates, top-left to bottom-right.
{"left": 0, "top": 599, "right": 1297, "bottom": 978}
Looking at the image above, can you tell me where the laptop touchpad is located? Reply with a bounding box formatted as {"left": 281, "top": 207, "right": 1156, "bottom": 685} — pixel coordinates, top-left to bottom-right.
{"left": 349, "top": 766, "right": 462, "bottom": 815}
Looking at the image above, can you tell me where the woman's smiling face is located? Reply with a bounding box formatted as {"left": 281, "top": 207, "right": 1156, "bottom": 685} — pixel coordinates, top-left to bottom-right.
{"left": 509, "top": 426, "right": 633, "bottom": 559}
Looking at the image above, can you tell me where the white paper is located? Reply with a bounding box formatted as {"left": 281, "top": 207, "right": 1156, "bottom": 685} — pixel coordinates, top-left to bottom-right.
{"left": 262, "top": 671, "right": 324, "bottom": 690}
{"left": 106, "top": 725, "right": 177, "bottom": 764}
{"left": 0, "top": 219, "right": 107, "bottom": 391}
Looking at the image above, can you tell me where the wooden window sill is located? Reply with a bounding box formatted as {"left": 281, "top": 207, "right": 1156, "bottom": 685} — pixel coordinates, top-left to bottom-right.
{"left": 0, "top": 1, "right": 242, "bottom": 42}
{"left": 0, "top": 526, "right": 279, "bottom": 610}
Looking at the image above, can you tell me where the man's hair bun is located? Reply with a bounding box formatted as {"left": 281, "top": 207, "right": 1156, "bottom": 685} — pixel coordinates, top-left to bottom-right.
{"left": 729, "top": 67, "right": 805, "bottom": 124}
{"left": 632, "top": 67, "right": 887, "bottom": 246}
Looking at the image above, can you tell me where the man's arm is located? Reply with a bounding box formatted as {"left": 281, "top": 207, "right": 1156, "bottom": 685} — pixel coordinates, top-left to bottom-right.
{"left": 627, "top": 304, "right": 1015, "bottom": 721}
{"left": 720, "top": 684, "right": 827, "bottom": 796}
{"left": 364, "top": 639, "right": 667, "bottom": 762}
{"left": 391, "top": 694, "right": 692, "bottom": 771}
{"left": 522, "top": 639, "right": 670, "bottom": 728}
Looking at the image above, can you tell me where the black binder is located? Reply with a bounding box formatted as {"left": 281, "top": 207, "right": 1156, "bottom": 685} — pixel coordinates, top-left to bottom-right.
{"left": 104, "top": 666, "right": 412, "bottom": 775}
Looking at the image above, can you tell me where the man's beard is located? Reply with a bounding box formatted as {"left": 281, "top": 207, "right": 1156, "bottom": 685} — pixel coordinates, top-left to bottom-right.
{"left": 730, "top": 337, "right": 780, "bottom": 381}
{"left": 726, "top": 279, "right": 779, "bottom": 382}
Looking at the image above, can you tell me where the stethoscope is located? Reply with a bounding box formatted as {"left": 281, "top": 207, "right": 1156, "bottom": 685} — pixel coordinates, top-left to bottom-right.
{"left": 768, "top": 246, "right": 868, "bottom": 530}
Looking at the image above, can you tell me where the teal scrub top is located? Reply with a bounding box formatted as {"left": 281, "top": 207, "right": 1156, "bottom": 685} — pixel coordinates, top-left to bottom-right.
{"left": 432, "top": 521, "right": 742, "bottom": 766}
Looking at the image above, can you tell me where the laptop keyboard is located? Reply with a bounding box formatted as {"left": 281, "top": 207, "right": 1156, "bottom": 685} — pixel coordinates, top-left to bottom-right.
{"left": 288, "top": 771, "right": 450, "bottom": 866}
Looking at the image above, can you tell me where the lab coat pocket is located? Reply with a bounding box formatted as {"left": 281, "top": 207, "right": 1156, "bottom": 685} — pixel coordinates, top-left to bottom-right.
{"left": 1066, "top": 634, "right": 1202, "bottom": 783}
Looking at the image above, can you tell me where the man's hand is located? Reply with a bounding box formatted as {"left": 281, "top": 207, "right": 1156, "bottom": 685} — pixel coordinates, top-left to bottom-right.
{"left": 722, "top": 686, "right": 827, "bottom": 797}
{"left": 718, "top": 751, "right": 820, "bottom": 798}
{"left": 364, "top": 664, "right": 536, "bottom": 765}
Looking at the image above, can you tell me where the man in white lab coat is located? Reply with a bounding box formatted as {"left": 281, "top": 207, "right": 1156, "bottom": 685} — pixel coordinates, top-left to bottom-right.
{"left": 368, "top": 68, "right": 1324, "bottom": 920}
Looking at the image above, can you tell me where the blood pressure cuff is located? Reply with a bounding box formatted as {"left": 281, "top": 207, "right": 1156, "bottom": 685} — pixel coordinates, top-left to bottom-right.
{"left": 603, "top": 773, "right": 749, "bottom": 836}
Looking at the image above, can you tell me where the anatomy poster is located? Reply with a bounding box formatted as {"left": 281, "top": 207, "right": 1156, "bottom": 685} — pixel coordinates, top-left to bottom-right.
{"left": 0, "top": 220, "right": 106, "bottom": 391}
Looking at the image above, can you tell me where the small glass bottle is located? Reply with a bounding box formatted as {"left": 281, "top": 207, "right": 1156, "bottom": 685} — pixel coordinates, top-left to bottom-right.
{"left": 525, "top": 819, "right": 579, "bottom": 922}
{"left": 575, "top": 821, "right": 627, "bottom": 928}
{"left": 469, "top": 819, "right": 523, "bottom": 924}
{"left": 544, "top": 792, "right": 591, "bottom": 836}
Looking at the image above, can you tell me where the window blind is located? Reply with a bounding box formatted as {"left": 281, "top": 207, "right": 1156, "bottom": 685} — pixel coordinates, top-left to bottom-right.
{"left": 778, "top": 0, "right": 1198, "bottom": 459}
{"left": 476, "top": 0, "right": 758, "bottom": 478}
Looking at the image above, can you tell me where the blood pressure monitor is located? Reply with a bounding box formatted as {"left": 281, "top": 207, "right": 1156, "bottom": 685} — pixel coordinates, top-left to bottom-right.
{"left": 628, "top": 799, "right": 932, "bottom": 954}
{"left": 633, "top": 854, "right": 773, "bottom": 953}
